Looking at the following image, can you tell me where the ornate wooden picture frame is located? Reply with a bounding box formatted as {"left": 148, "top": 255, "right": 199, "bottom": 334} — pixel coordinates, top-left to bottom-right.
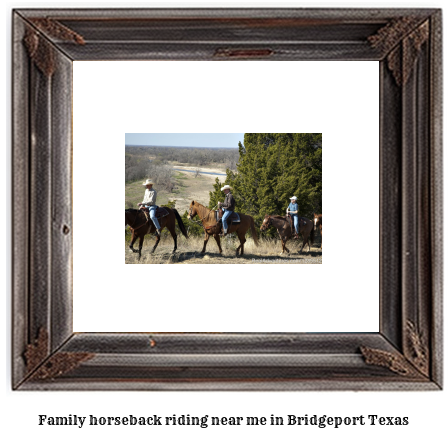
{"left": 12, "top": 8, "right": 442, "bottom": 390}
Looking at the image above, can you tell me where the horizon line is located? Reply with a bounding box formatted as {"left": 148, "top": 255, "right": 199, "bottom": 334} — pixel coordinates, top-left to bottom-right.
{"left": 125, "top": 144, "right": 239, "bottom": 148}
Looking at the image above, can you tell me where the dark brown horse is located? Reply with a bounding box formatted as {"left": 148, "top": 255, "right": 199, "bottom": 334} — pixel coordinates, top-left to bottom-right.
{"left": 187, "top": 201, "right": 259, "bottom": 256}
{"left": 260, "top": 214, "right": 315, "bottom": 255}
{"left": 314, "top": 213, "right": 322, "bottom": 249}
{"left": 125, "top": 207, "right": 188, "bottom": 259}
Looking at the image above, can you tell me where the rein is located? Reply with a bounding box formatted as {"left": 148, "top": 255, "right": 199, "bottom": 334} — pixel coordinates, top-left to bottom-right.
{"left": 128, "top": 210, "right": 149, "bottom": 231}
{"left": 263, "top": 215, "right": 290, "bottom": 234}
{"left": 189, "top": 204, "right": 218, "bottom": 230}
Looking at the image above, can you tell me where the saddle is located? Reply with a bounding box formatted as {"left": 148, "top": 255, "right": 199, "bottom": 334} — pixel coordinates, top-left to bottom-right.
{"left": 286, "top": 214, "right": 306, "bottom": 226}
{"left": 216, "top": 208, "right": 241, "bottom": 223}
{"left": 286, "top": 214, "right": 306, "bottom": 238}
{"left": 285, "top": 214, "right": 295, "bottom": 235}
{"left": 142, "top": 206, "right": 169, "bottom": 220}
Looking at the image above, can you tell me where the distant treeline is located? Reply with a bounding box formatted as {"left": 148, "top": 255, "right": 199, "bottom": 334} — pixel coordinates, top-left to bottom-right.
{"left": 125, "top": 153, "right": 174, "bottom": 190}
{"left": 125, "top": 145, "right": 239, "bottom": 190}
{"left": 126, "top": 146, "right": 239, "bottom": 172}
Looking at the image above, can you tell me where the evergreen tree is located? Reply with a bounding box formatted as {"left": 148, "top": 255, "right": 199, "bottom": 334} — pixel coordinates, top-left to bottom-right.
{"left": 208, "top": 177, "right": 225, "bottom": 209}
{"left": 161, "top": 199, "right": 177, "bottom": 209}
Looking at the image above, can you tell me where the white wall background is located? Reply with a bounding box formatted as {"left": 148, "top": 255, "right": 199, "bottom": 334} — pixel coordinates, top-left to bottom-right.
{"left": 3, "top": 2, "right": 446, "bottom": 438}
{"left": 73, "top": 60, "right": 379, "bottom": 333}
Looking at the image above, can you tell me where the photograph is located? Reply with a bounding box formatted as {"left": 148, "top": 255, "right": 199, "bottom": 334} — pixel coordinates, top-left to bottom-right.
{"left": 125, "top": 133, "right": 323, "bottom": 264}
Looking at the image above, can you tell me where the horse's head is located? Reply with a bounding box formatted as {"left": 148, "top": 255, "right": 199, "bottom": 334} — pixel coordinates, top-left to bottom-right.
{"left": 260, "top": 215, "right": 272, "bottom": 231}
{"left": 187, "top": 201, "right": 197, "bottom": 220}
{"left": 313, "top": 213, "right": 322, "bottom": 230}
{"left": 125, "top": 208, "right": 138, "bottom": 227}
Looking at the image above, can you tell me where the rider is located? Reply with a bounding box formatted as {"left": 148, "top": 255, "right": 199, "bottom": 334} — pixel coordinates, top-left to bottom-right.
{"left": 218, "top": 184, "right": 235, "bottom": 236}
{"left": 286, "top": 195, "right": 299, "bottom": 238}
{"left": 138, "top": 179, "right": 161, "bottom": 236}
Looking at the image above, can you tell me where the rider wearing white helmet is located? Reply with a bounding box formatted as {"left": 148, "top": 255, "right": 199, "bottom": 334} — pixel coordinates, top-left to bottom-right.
{"left": 286, "top": 195, "right": 299, "bottom": 238}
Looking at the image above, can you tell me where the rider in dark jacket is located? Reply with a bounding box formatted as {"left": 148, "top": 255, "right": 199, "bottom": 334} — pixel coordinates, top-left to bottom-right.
{"left": 218, "top": 185, "right": 235, "bottom": 236}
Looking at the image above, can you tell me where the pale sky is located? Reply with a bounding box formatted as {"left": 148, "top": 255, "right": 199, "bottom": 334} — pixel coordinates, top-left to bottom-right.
{"left": 125, "top": 133, "right": 243, "bottom": 148}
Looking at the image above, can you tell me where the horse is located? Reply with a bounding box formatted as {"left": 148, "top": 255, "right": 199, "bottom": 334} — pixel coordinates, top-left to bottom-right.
{"left": 260, "top": 214, "right": 314, "bottom": 255}
{"left": 187, "top": 201, "right": 259, "bottom": 256}
{"left": 314, "top": 213, "right": 322, "bottom": 249}
{"left": 125, "top": 207, "right": 188, "bottom": 260}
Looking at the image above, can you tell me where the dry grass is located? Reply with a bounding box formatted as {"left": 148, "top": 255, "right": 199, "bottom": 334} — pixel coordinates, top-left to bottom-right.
{"left": 168, "top": 167, "right": 225, "bottom": 214}
{"left": 125, "top": 235, "right": 322, "bottom": 264}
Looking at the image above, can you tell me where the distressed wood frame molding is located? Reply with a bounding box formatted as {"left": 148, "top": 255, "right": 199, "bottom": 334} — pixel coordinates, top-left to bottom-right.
{"left": 12, "top": 8, "right": 442, "bottom": 390}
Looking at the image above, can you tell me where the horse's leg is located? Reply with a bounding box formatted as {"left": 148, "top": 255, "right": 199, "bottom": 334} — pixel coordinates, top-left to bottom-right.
{"left": 302, "top": 232, "right": 309, "bottom": 253}
{"left": 299, "top": 234, "right": 305, "bottom": 253}
{"left": 240, "top": 236, "right": 247, "bottom": 256}
{"left": 151, "top": 235, "right": 160, "bottom": 253}
{"left": 237, "top": 226, "right": 246, "bottom": 256}
{"left": 277, "top": 231, "right": 285, "bottom": 255}
{"left": 284, "top": 237, "right": 290, "bottom": 256}
{"left": 235, "top": 231, "right": 246, "bottom": 256}
{"left": 172, "top": 234, "right": 178, "bottom": 253}
{"left": 303, "top": 228, "right": 312, "bottom": 253}
{"left": 149, "top": 222, "right": 161, "bottom": 254}
{"left": 167, "top": 222, "right": 177, "bottom": 253}
{"left": 213, "top": 234, "right": 223, "bottom": 254}
{"left": 235, "top": 237, "right": 241, "bottom": 256}
{"left": 240, "top": 233, "right": 247, "bottom": 256}
{"left": 280, "top": 237, "right": 288, "bottom": 255}
{"left": 138, "top": 235, "right": 144, "bottom": 260}
{"left": 129, "top": 232, "right": 139, "bottom": 253}
{"left": 201, "top": 233, "right": 210, "bottom": 253}
{"left": 281, "top": 238, "right": 287, "bottom": 255}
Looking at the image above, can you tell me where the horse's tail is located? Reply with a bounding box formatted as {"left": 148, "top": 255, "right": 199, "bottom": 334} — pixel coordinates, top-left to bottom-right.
{"left": 173, "top": 208, "right": 189, "bottom": 238}
{"left": 250, "top": 216, "right": 259, "bottom": 246}
{"left": 309, "top": 226, "right": 315, "bottom": 245}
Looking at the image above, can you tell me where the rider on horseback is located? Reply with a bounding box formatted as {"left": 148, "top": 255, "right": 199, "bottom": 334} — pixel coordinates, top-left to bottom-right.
{"left": 137, "top": 179, "right": 161, "bottom": 236}
{"left": 286, "top": 195, "right": 300, "bottom": 239}
{"left": 218, "top": 184, "right": 235, "bottom": 236}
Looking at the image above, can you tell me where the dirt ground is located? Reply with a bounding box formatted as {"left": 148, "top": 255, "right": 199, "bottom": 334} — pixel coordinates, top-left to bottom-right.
{"left": 125, "top": 235, "right": 322, "bottom": 264}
